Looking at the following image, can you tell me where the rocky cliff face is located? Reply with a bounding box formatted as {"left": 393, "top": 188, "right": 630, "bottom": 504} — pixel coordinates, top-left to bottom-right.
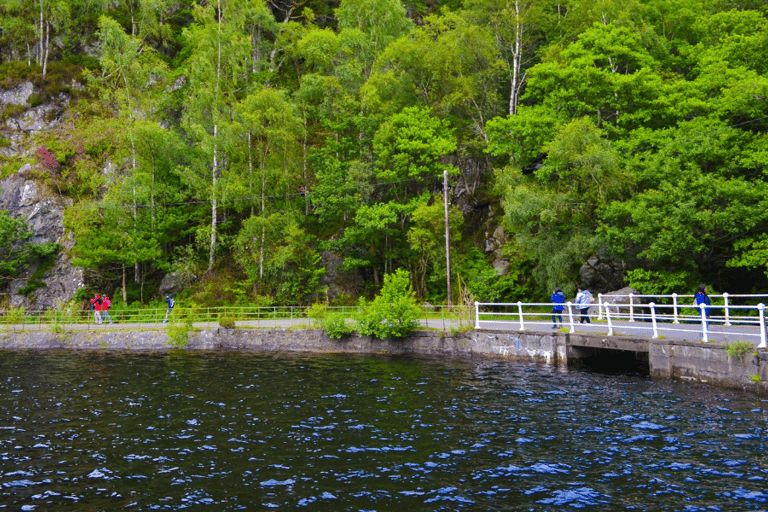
{"left": 1, "top": 80, "right": 82, "bottom": 310}
{"left": 0, "top": 173, "right": 84, "bottom": 309}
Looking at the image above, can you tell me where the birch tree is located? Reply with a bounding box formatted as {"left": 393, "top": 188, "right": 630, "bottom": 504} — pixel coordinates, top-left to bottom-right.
{"left": 181, "top": 1, "right": 249, "bottom": 271}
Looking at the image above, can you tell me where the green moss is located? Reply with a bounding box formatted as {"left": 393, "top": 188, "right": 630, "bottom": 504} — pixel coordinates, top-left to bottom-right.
{"left": 1, "top": 104, "right": 26, "bottom": 120}
{"left": 18, "top": 244, "right": 61, "bottom": 297}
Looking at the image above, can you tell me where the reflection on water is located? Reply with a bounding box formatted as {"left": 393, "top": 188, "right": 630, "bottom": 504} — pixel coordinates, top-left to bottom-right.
{"left": 0, "top": 350, "right": 766, "bottom": 510}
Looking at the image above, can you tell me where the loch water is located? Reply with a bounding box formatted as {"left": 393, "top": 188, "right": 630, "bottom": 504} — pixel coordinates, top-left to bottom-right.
{"left": 0, "top": 350, "right": 766, "bottom": 511}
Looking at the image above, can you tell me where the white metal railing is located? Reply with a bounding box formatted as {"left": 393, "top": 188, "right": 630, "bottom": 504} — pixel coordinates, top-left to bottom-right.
{"left": 475, "top": 299, "right": 767, "bottom": 349}
{"left": 595, "top": 292, "right": 768, "bottom": 326}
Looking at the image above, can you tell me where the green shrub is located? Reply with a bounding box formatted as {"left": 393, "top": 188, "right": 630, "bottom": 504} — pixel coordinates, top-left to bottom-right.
{"left": 322, "top": 314, "right": 353, "bottom": 339}
{"left": 306, "top": 302, "right": 327, "bottom": 328}
{"left": 219, "top": 314, "right": 236, "bottom": 329}
{"left": 167, "top": 322, "right": 190, "bottom": 347}
{"left": 166, "top": 307, "right": 194, "bottom": 347}
{"left": 354, "top": 269, "right": 421, "bottom": 339}
{"left": 725, "top": 340, "right": 755, "bottom": 361}
{"left": 750, "top": 374, "right": 760, "bottom": 384}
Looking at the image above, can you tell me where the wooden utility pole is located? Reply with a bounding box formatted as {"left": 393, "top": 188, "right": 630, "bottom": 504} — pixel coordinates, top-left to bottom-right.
{"left": 444, "top": 170, "right": 452, "bottom": 308}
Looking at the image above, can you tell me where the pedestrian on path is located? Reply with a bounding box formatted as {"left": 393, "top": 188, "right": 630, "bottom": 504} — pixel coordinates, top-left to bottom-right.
{"left": 90, "top": 294, "right": 103, "bottom": 325}
{"left": 163, "top": 293, "right": 175, "bottom": 324}
{"left": 551, "top": 287, "right": 565, "bottom": 329}
{"left": 101, "top": 295, "right": 113, "bottom": 324}
{"left": 575, "top": 284, "right": 593, "bottom": 324}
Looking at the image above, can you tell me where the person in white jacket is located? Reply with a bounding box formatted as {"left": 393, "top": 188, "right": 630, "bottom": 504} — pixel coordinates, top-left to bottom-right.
{"left": 575, "top": 285, "right": 593, "bottom": 324}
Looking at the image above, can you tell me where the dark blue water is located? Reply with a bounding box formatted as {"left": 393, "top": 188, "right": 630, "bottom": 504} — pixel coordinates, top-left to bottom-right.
{"left": 0, "top": 351, "right": 766, "bottom": 511}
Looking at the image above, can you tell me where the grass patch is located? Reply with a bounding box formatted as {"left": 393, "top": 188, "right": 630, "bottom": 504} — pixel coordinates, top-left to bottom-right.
{"left": 724, "top": 340, "right": 755, "bottom": 361}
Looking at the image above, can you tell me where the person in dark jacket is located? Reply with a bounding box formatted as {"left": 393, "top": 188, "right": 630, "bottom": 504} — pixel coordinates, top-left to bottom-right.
{"left": 551, "top": 287, "right": 566, "bottom": 329}
{"left": 163, "top": 293, "right": 175, "bottom": 324}
{"left": 694, "top": 284, "right": 712, "bottom": 332}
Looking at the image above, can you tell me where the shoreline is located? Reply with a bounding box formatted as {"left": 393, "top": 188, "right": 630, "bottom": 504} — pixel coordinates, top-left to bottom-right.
{"left": 0, "top": 326, "right": 765, "bottom": 395}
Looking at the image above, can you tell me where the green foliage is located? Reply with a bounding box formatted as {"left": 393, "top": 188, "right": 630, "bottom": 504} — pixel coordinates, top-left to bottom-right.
{"left": 166, "top": 307, "right": 194, "bottom": 347}
{"left": 750, "top": 374, "right": 760, "bottom": 384}
{"left": 725, "top": 340, "right": 755, "bottom": 361}
{"left": 4, "top": 0, "right": 768, "bottom": 307}
{"left": 166, "top": 322, "right": 190, "bottom": 347}
{"left": 354, "top": 268, "right": 421, "bottom": 339}
{"left": 73, "top": 288, "right": 90, "bottom": 302}
{"left": 322, "top": 314, "right": 354, "bottom": 339}
{"left": 0, "top": 211, "right": 59, "bottom": 289}
{"left": 626, "top": 269, "right": 697, "bottom": 296}
{"left": 306, "top": 302, "right": 328, "bottom": 328}
{"left": 218, "top": 314, "right": 236, "bottom": 329}
{"left": 2, "top": 305, "right": 25, "bottom": 331}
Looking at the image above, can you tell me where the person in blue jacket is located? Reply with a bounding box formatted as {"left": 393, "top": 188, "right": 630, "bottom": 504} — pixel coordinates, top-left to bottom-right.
{"left": 694, "top": 284, "right": 711, "bottom": 330}
{"left": 551, "top": 287, "right": 566, "bottom": 329}
{"left": 163, "top": 293, "right": 175, "bottom": 324}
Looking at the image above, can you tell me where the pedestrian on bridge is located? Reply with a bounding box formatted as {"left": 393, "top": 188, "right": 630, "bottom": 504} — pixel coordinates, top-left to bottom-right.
{"left": 551, "top": 287, "right": 565, "bottom": 329}
{"left": 575, "top": 285, "right": 593, "bottom": 324}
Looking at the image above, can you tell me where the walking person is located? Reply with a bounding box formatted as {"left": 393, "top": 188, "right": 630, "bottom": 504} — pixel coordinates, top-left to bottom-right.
{"left": 694, "top": 284, "right": 711, "bottom": 337}
{"left": 163, "top": 293, "right": 175, "bottom": 324}
{"left": 101, "top": 295, "right": 113, "bottom": 324}
{"left": 575, "top": 285, "right": 593, "bottom": 324}
{"left": 551, "top": 287, "right": 565, "bottom": 329}
{"left": 90, "top": 294, "right": 103, "bottom": 325}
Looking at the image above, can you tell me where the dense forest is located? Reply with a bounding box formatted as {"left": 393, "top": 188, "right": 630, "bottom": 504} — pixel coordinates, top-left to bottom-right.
{"left": 1, "top": 0, "right": 768, "bottom": 308}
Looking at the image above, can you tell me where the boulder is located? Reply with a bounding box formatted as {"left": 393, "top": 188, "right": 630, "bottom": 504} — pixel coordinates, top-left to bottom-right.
{"left": 0, "top": 81, "right": 34, "bottom": 106}
{"left": 318, "top": 251, "right": 359, "bottom": 300}
{"left": 159, "top": 271, "right": 195, "bottom": 297}
{"left": 579, "top": 248, "right": 627, "bottom": 293}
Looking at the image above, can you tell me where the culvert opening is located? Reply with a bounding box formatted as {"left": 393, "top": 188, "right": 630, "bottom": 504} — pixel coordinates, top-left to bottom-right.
{"left": 568, "top": 347, "right": 650, "bottom": 376}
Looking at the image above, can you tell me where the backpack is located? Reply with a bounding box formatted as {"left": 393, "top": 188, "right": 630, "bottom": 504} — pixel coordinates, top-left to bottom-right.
{"left": 104, "top": 297, "right": 111, "bottom": 309}
{"left": 170, "top": 298, "right": 175, "bottom": 308}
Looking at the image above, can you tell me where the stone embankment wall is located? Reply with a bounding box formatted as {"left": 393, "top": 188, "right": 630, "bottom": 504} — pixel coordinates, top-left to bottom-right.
{"left": 0, "top": 327, "right": 765, "bottom": 394}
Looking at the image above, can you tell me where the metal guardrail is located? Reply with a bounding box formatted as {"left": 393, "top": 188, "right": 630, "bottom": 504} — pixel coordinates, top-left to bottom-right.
{"left": 475, "top": 298, "right": 768, "bottom": 349}
{"left": 0, "top": 304, "right": 465, "bottom": 331}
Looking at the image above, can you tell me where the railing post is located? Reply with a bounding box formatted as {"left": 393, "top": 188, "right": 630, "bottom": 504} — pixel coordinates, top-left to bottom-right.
{"left": 597, "top": 293, "right": 604, "bottom": 320}
{"left": 474, "top": 302, "right": 480, "bottom": 330}
{"left": 699, "top": 304, "right": 709, "bottom": 343}
{"left": 517, "top": 301, "right": 525, "bottom": 331}
{"left": 650, "top": 302, "right": 658, "bottom": 339}
{"left": 672, "top": 293, "right": 679, "bottom": 324}
{"left": 606, "top": 304, "right": 613, "bottom": 336}
{"left": 723, "top": 292, "right": 731, "bottom": 326}
{"left": 629, "top": 293, "right": 635, "bottom": 322}
{"left": 566, "top": 302, "right": 575, "bottom": 333}
{"left": 758, "top": 303, "right": 766, "bottom": 349}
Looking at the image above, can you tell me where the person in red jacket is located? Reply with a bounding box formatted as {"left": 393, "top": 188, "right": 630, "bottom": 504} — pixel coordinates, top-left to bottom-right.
{"left": 90, "top": 294, "right": 103, "bottom": 325}
{"left": 101, "top": 295, "right": 113, "bottom": 325}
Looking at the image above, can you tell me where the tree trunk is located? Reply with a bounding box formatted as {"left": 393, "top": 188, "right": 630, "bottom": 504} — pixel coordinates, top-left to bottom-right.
{"left": 122, "top": 264, "right": 127, "bottom": 304}
{"left": 208, "top": 0, "right": 223, "bottom": 272}
{"left": 38, "top": 3, "right": 43, "bottom": 66}
{"left": 210, "top": 126, "right": 218, "bottom": 271}
{"left": 509, "top": 0, "right": 523, "bottom": 116}
{"left": 42, "top": 20, "right": 49, "bottom": 79}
